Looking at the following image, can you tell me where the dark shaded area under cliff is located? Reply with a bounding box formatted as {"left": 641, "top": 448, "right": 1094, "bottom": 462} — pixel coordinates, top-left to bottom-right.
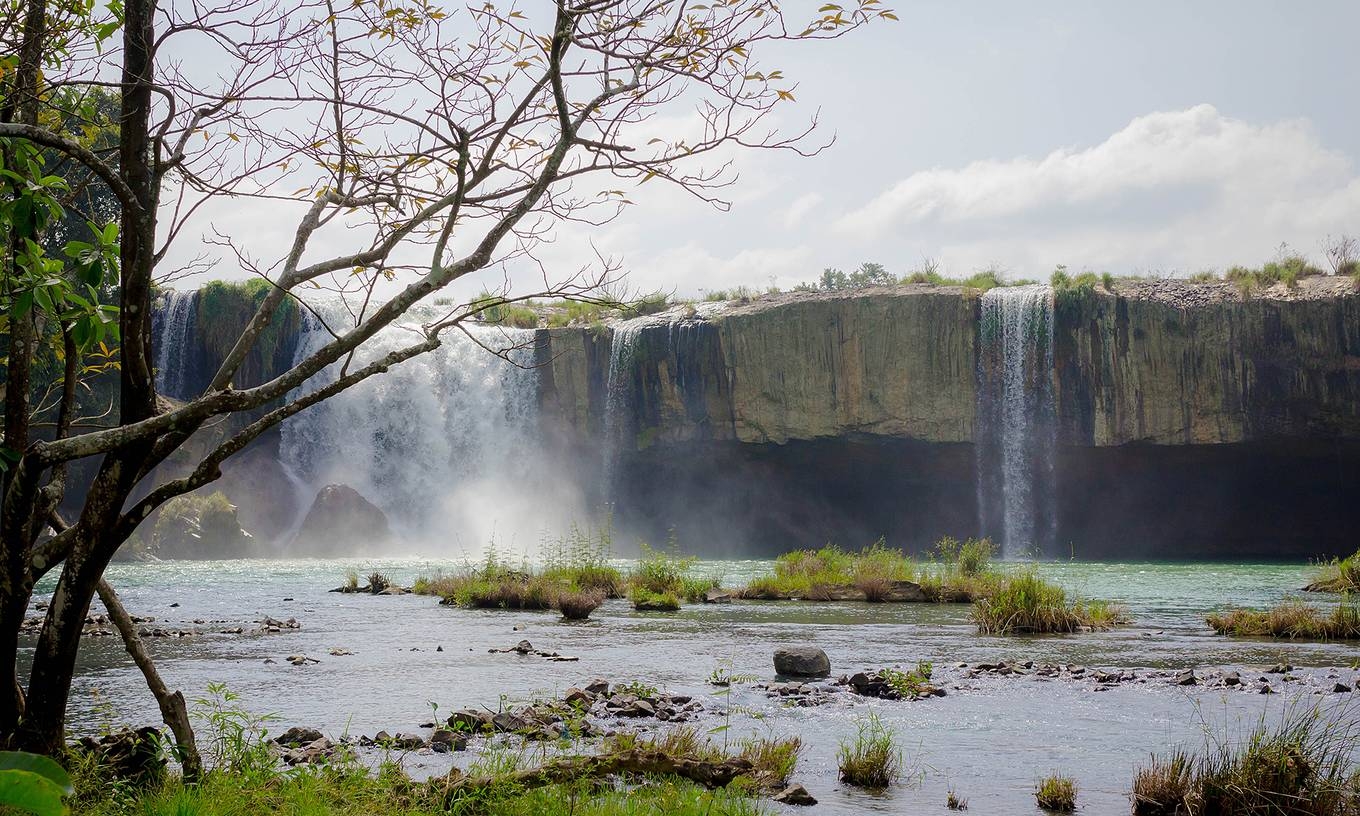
{"left": 612, "top": 437, "right": 1360, "bottom": 561}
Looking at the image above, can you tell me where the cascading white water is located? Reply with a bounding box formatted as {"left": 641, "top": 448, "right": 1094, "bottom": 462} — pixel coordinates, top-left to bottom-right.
{"left": 277, "top": 301, "right": 547, "bottom": 550}
{"left": 602, "top": 320, "right": 645, "bottom": 490}
{"left": 977, "top": 284, "right": 1056, "bottom": 559}
{"left": 153, "top": 290, "right": 197, "bottom": 399}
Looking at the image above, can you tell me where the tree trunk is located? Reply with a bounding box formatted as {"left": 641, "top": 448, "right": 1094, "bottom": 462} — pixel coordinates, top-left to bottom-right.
{"left": 0, "top": 0, "right": 51, "bottom": 745}
{"left": 96, "top": 580, "right": 201, "bottom": 782}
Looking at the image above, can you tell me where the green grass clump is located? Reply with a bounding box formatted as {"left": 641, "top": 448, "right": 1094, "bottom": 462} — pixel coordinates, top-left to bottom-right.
{"left": 971, "top": 570, "right": 1128, "bottom": 634}
{"left": 629, "top": 587, "right": 681, "bottom": 612}
{"left": 836, "top": 713, "right": 901, "bottom": 789}
{"left": 626, "top": 539, "right": 712, "bottom": 607}
{"left": 741, "top": 536, "right": 1002, "bottom": 603}
{"left": 880, "top": 661, "right": 935, "bottom": 700}
{"left": 541, "top": 519, "right": 624, "bottom": 598}
{"left": 1225, "top": 249, "right": 1326, "bottom": 294}
{"left": 1305, "top": 550, "right": 1360, "bottom": 593}
{"left": 1035, "top": 774, "right": 1077, "bottom": 812}
{"left": 1131, "top": 703, "right": 1360, "bottom": 816}
{"left": 1206, "top": 598, "right": 1360, "bottom": 640}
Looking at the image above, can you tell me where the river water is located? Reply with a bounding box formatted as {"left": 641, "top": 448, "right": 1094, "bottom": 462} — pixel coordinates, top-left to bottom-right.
{"left": 36, "top": 559, "right": 1360, "bottom": 814}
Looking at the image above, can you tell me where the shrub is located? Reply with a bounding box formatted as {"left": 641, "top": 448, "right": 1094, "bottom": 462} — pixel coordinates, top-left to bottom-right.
{"left": 836, "top": 713, "right": 900, "bottom": 789}
{"left": 972, "top": 570, "right": 1127, "bottom": 634}
{"left": 1035, "top": 774, "right": 1077, "bottom": 812}
{"left": 946, "top": 789, "right": 968, "bottom": 810}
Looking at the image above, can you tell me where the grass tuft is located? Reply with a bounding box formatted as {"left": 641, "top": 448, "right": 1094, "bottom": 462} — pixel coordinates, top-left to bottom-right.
{"left": 971, "top": 570, "right": 1128, "bottom": 634}
{"left": 1305, "top": 549, "right": 1360, "bottom": 594}
{"left": 836, "top": 713, "right": 900, "bottom": 789}
{"left": 1206, "top": 598, "right": 1360, "bottom": 640}
{"left": 1035, "top": 774, "right": 1077, "bottom": 812}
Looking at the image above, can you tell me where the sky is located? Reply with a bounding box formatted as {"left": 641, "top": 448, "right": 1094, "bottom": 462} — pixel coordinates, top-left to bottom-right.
{"left": 169, "top": 1, "right": 1360, "bottom": 299}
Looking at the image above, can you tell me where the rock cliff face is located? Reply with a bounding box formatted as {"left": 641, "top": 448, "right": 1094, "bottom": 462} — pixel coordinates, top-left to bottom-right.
{"left": 539, "top": 277, "right": 1360, "bottom": 451}
{"left": 536, "top": 277, "right": 1360, "bottom": 559}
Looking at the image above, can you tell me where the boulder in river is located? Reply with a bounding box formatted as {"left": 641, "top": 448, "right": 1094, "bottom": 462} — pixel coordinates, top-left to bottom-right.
{"left": 774, "top": 646, "right": 831, "bottom": 678}
{"left": 290, "top": 484, "right": 392, "bottom": 555}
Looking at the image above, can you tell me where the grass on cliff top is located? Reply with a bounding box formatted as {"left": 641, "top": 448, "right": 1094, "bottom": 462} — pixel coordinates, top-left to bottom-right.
{"left": 1305, "top": 549, "right": 1360, "bottom": 594}
{"left": 739, "top": 536, "right": 1000, "bottom": 603}
{"left": 971, "top": 570, "right": 1128, "bottom": 634}
{"left": 1207, "top": 599, "right": 1360, "bottom": 641}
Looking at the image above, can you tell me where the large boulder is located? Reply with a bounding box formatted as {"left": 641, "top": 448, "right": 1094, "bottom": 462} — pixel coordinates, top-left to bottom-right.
{"left": 774, "top": 646, "right": 831, "bottom": 678}
{"left": 291, "top": 484, "right": 391, "bottom": 555}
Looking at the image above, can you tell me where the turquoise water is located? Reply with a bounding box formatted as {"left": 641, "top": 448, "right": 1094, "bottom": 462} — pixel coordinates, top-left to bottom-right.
{"left": 34, "top": 558, "right": 1360, "bottom": 814}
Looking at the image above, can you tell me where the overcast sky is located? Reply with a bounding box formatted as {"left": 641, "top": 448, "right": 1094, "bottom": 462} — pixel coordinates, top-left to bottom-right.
{"left": 175, "top": 1, "right": 1360, "bottom": 298}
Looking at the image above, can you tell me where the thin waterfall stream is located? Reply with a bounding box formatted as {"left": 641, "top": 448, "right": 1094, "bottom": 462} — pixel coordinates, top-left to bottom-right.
{"left": 977, "top": 284, "right": 1057, "bottom": 559}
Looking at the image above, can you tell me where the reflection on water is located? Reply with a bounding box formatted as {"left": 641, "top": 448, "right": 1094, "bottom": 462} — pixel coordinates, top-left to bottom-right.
{"left": 33, "top": 559, "right": 1360, "bottom": 815}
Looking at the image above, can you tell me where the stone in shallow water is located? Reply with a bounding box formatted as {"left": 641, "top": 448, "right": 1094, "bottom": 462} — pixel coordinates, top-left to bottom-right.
{"left": 774, "top": 647, "right": 831, "bottom": 678}
{"left": 773, "top": 784, "right": 817, "bottom": 806}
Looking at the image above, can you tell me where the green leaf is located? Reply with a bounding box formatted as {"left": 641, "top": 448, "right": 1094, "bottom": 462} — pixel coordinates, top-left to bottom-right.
{"left": 0, "top": 769, "right": 68, "bottom": 815}
{"left": 0, "top": 752, "right": 73, "bottom": 794}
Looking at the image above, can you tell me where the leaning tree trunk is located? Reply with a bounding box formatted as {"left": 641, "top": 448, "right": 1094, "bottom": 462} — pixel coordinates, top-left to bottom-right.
{"left": 97, "top": 580, "right": 201, "bottom": 782}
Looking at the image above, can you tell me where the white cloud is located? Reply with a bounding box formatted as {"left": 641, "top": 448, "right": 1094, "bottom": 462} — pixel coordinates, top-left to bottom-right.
{"left": 779, "top": 192, "right": 823, "bottom": 229}
{"left": 836, "top": 104, "right": 1360, "bottom": 274}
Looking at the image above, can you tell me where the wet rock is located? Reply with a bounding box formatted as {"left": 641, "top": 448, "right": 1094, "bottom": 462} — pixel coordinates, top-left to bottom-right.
{"left": 773, "top": 784, "right": 817, "bottom": 806}
{"left": 75, "top": 727, "right": 164, "bottom": 784}
{"left": 329, "top": 648, "right": 354, "bottom": 656}
{"left": 429, "top": 729, "right": 467, "bottom": 752}
{"left": 276, "top": 726, "right": 325, "bottom": 747}
{"left": 564, "top": 687, "right": 595, "bottom": 707}
{"left": 1335, "top": 683, "right": 1353, "bottom": 693}
{"left": 774, "top": 647, "right": 831, "bottom": 678}
{"left": 879, "top": 580, "right": 926, "bottom": 602}
{"left": 283, "top": 737, "right": 336, "bottom": 765}
{"left": 585, "top": 679, "right": 610, "bottom": 695}
{"left": 703, "top": 588, "right": 735, "bottom": 604}
{"left": 618, "top": 700, "right": 656, "bottom": 718}
{"left": 1267, "top": 663, "right": 1292, "bottom": 674}
{"left": 492, "top": 712, "right": 529, "bottom": 733}
{"left": 1175, "top": 670, "right": 1197, "bottom": 686}
{"left": 448, "top": 710, "right": 490, "bottom": 733}
{"left": 286, "top": 654, "right": 319, "bottom": 666}
{"left": 489, "top": 640, "right": 578, "bottom": 661}
{"left": 1259, "top": 684, "right": 1274, "bottom": 694}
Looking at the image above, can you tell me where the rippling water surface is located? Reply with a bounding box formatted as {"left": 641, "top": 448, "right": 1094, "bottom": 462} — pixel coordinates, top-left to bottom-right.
{"left": 32, "top": 559, "right": 1360, "bottom": 814}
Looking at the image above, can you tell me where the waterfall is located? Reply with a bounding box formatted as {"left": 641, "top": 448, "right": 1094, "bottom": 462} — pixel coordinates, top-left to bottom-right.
{"left": 602, "top": 320, "right": 644, "bottom": 492}
{"left": 277, "top": 302, "right": 546, "bottom": 549}
{"left": 976, "top": 285, "right": 1057, "bottom": 559}
{"left": 153, "top": 290, "right": 197, "bottom": 399}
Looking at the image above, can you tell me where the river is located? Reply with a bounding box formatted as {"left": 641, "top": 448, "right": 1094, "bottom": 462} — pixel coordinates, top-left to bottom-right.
{"left": 34, "top": 559, "right": 1360, "bottom": 814}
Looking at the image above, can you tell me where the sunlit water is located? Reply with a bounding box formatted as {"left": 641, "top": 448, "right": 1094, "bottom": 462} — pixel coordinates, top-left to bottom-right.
{"left": 30, "top": 559, "right": 1360, "bottom": 814}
